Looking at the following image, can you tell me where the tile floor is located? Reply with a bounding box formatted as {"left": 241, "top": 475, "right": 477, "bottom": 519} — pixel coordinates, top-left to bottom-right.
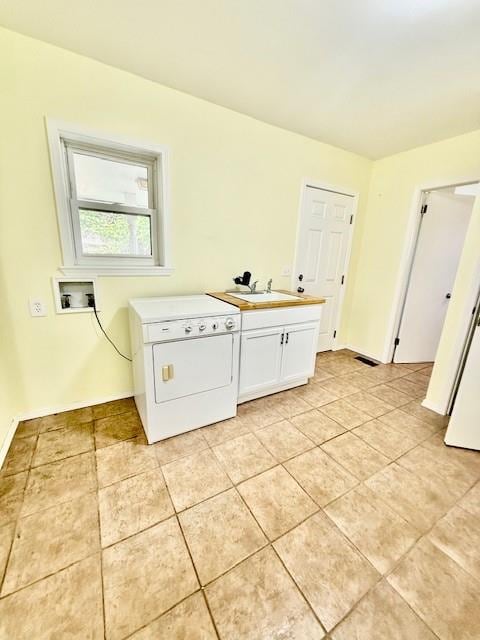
{"left": 1, "top": 352, "right": 480, "bottom": 639}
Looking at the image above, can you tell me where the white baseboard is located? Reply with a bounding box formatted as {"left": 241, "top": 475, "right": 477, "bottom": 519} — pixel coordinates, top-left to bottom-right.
{"left": 0, "top": 391, "right": 133, "bottom": 469}
{"left": 0, "top": 417, "right": 20, "bottom": 470}
{"left": 18, "top": 391, "right": 133, "bottom": 421}
{"left": 421, "top": 397, "right": 447, "bottom": 416}
{"left": 343, "top": 344, "right": 387, "bottom": 364}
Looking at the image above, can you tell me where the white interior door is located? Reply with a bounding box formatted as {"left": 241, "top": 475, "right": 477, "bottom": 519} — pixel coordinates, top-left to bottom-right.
{"left": 445, "top": 317, "right": 480, "bottom": 450}
{"left": 294, "top": 186, "right": 353, "bottom": 352}
{"left": 394, "top": 191, "right": 473, "bottom": 363}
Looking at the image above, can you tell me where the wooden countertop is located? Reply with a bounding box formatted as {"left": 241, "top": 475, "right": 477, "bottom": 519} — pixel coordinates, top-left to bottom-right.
{"left": 207, "top": 290, "right": 325, "bottom": 311}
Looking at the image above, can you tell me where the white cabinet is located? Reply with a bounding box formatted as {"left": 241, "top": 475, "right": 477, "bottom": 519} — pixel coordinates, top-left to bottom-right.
{"left": 238, "top": 316, "right": 320, "bottom": 402}
{"left": 281, "top": 323, "right": 318, "bottom": 382}
{"left": 239, "top": 326, "right": 284, "bottom": 397}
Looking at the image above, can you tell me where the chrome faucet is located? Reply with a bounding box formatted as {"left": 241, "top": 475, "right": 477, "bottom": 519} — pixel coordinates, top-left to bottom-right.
{"left": 266, "top": 278, "right": 272, "bottom": 293}
{"left": 248, "top": 280, "right": 259, "bottom": 293}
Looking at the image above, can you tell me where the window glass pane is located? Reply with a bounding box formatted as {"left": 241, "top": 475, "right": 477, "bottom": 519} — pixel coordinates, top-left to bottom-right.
{"left": 73, "top": 152, "right": 150, "bottom": 208}
{"left": 79, "top": 209, "right": 152, "bottom": 256}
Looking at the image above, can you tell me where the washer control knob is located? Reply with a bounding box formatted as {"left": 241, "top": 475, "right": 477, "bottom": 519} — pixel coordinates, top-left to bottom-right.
{"left": 184, "top": 324, "right": 193, "bottom": 333}
{"left": 225, "top": 317, "right": 235, "bottom": 330}
{"left": 212, "top": 321, "right": 219, "bottom": 330}
{"left": 198, "top": 322, "right": 206, "bottom": 331}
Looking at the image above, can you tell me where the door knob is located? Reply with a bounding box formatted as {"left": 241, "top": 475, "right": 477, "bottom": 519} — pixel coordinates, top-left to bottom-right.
{"left": 446, "top": 293, "right": 451, "bottom": 299}
{"left": 297, "top": 287, "right": 305, "bottom": 293}
{"left": 298, "top": 274, "right": 304, "bottom": 281}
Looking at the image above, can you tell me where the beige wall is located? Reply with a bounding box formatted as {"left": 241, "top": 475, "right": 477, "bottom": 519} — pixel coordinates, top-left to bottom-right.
{"left": 0, "top": 28, "right": 372, "bottom": 446}
{"left": 2, "top": 27, "right": 480, "bottom": 454}
{"left": 348, "top": 130, "right": 480, "bottom": 360}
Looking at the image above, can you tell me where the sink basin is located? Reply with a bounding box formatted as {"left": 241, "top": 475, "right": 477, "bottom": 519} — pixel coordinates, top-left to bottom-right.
{"left": 228, "top": 291, "right": 302, "bottom": 303}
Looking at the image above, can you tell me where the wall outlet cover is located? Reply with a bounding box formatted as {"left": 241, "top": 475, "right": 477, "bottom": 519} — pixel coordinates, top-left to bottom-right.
{"left": 29, "top": 298, "right": 47, "bottom": 317}
{"left": 281, "top": 265, "right": 292, "bottom": 277}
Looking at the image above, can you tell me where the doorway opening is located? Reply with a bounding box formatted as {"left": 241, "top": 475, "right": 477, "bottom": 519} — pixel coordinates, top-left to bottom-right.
{"left": 293, "top": 181, "right": 357, "bottom": 353}
{"left": 392, "top": 181, "right": 478, "bottom": 388}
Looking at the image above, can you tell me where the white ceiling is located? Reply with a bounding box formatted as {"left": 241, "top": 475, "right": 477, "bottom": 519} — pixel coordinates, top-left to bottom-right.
{"left": 1, "top": 0, "right": 480, "bottom": 158}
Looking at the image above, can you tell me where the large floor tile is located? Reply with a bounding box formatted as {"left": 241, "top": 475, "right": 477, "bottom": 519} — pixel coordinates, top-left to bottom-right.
{"left": 320, "top": 399, "right": 370, "bottom": 429}
{"left": 365, "top": 463, "right": 454, "bottom": 532}
{"left": 459, "top": 481, "right": 480, "bottom": 517}
{"left": 96, "top": 437, "right": 157, "bottom": 488}
{"left": 335, "top": 371, "right": 377, "bottom": 390}
{"left": 274, "top": 512, "right": 379, "bottom": 631}
{"left": 154, "top": 429, "right": 208, "bottom": 465}
{"left": 32, "top": 424, "right": 94, "bottom": 467}
{"left": 206, "top": 547, "right": 324, "bottom": 639}
{"left": 0, "top": 471, "right": 27, "bottom": 525}
{"left": 201, "top": 415, "right": 251, "bottom": 447}
{"left": 21, "top": 451, "right": 97, "bottom": 515}
{"left": 92, "top": 397, "right": 135, "bottom": 420}
{"left": 386, "top": 377, "right": 426, "bottom": 399}
{"left": 264, "top": 389, "right": 312, "bottom": 419}
{"left": 400, "top": 400, "right": 449, "bottom": 429}
{"left": 378, "top": 409, "right": 436, "bottom": 442}
{"left": 39, "top": 406, "right": 93, "bottom": 432}
{"left": 324, "top": 485, "right": 419, "bottom": 574}
{"left": 103, "top": 517, "right": 198, "bottom": 640}
{"left": 317, "top": 377, "right": 361, "bottom": 398}
{"left": 129, "top": 592, "right": 217, "bottom": 640}
{"left": 294, "top": 382, "right": 338, "bottom": 407}
{"left": 397, "top": 444, "right": 477, "bottom": 499}
{"left": 331, "top": 580, "right": 436, "bottom": 640}
{"left": 15, "top": 418, "right": 42, "bottom": 439}
{"left": 0, "top": 522, "right": 14, "bottom": 583}
{"left": 237, "top": 397, "right": 284, "bottom": 429}
{"left": 0, "top": 555, "right": 103, "bottom": 639}
{"left": 1, "top": 436, "right": 36, "bottom": 476}
{"left": 388, "top": 538, "right": 480, "bottom": 640}
{"left": 99, "top": 468, "right": 173, "bottom": 547}
{"left": 94, "top": 411, "right": 142, "bottom": 448}
{"left": 428, "top": 505, "right": 480, "bottom": 580}
{"left": 256, "top": 419, "right": 314, "bottom": 461}
{"left": 368, "top": 384, "right": 413, "bottom": 407}
{"left": 321, "top": 432, "right": 389, "bottom": 480}
{"left": 353, "top": 419, "right": 417, "bottom": 459}
{"left": 162, "top": 449, "right": 232, "bottom": 511}
{"left": 345, "top": 392, "right": 394, "bottom": 418}
{"left": 422, "top": 432, "right": 480, "bottom": 477}
{"left": 238, "top": 465, "right": 317, "bottom": 539}
{"left": 212, "top": 432, "right": 276, "bottom": 484}
{"left": 285, "top": 447, "right": 357, "bottom": 507}
{"left": 179, "top": 488, "right": 266, "bottom": 584}
{"left": 290, "top": 409, "right": 345, "bottom": 444}
{"left": 2, "top": 492, "right": 99, "bottom": 595}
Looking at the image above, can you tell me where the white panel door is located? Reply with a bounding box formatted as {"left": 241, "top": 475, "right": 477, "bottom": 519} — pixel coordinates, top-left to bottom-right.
{"left": 239, "top": 326, "right": 284, "bottom": 396}
{"left": 394, "top": 191, "right": 473, "bottom": 363}
{"left": 280, "top": 322, "right": 319, "bottom": 382}
{"left": 445, "top": 320, "right": 480, "bottom": 450}
{"left": 294, "top": 186, "right": 353, "bottom": 352}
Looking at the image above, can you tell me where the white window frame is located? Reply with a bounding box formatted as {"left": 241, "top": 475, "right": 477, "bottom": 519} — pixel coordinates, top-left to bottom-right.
{"left": 46, "top": 118, "right": 173, "bottom": 277}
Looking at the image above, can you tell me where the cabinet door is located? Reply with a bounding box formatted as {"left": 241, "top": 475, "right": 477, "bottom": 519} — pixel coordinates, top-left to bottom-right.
{"left": 281, "top": 322, "right": 319, "bottom": 382}
{"left": 239, "top": 326, "right": 284, "bottom": 395}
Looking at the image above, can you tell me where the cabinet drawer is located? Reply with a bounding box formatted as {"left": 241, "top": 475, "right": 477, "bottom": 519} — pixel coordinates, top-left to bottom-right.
{"left": 241, "top": 305, "right": 322, "bottom": 331}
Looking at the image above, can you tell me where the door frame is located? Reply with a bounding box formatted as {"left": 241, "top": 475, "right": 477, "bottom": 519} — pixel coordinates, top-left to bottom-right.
{"left": 383, "top": 176, "right": 479, "bottom": 413}
{"left": 292, "top": 178, "right": 359, "bottom": 352}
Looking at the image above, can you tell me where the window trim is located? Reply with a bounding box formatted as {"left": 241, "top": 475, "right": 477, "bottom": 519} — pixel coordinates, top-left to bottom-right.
{"left": 46, "top": 118, "right": 173, "bottom": 277}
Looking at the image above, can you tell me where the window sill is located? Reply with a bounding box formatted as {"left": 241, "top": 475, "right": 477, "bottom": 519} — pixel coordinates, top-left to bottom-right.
{"left": 60, "top": 265, "right": 174, "bottom": 277}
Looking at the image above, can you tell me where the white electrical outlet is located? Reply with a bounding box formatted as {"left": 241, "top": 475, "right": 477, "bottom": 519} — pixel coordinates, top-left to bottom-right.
{"left": 29, "top": 298, "right": 47, "bottom": 317}
{"left": 281, "top": 265, "right": 292, "bottom": 277}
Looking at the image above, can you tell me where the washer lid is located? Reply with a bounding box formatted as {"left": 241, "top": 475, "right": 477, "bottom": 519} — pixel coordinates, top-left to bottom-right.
{"left": 129, "top": 294, "right": 240, "bottom": 323}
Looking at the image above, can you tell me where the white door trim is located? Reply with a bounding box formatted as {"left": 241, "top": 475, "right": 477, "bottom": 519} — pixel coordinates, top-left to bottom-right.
{"left": 292, "top": 178, "right": 359, "bottom": 352}
{"left": 383, "top": 175, "right": 479, "bottom": 415}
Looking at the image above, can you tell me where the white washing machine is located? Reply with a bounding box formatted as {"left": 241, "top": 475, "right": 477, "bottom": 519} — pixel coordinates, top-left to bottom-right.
{"left": 129, "top": 295, "right": 241, "bottom": 443}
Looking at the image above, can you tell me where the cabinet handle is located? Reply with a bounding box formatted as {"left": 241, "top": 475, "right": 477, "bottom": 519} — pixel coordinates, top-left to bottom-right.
{"left": 286, "top": 333, "right": 289, "bottom": 344}
{"left": 280, "top": 333, "right": 284, "bottom": 345}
